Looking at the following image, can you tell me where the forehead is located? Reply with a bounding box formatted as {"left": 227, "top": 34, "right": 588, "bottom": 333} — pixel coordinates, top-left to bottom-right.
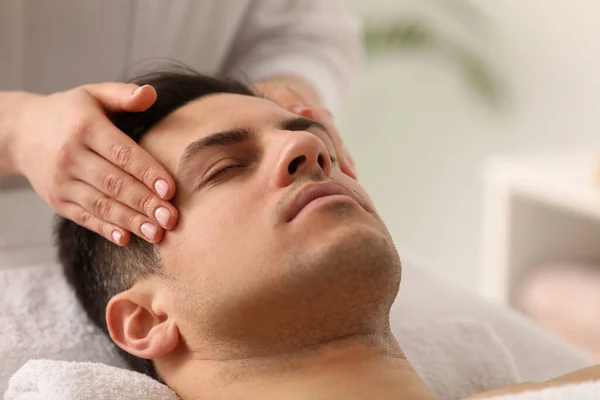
{"left": 140, "top": 93, "right": 290, "bottom": 174}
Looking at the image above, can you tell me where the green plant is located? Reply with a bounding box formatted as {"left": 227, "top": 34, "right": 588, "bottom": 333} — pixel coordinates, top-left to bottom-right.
{"left": 363, "top": 1, "right": 504, "bottom": 108}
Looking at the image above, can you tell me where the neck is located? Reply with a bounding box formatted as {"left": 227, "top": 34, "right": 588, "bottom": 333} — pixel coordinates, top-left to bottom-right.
{"left": 163, "top": 332, "right": 435, "bottom": 400}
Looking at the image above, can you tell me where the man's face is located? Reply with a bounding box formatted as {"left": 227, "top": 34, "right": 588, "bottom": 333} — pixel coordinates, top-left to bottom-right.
{"left": 141, "top": 94, "right": 401, "bottom": 355}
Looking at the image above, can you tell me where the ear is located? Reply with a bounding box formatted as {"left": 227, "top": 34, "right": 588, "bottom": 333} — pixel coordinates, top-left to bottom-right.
{"left": 106, "top": 287, "right": 179, "bottom": 360}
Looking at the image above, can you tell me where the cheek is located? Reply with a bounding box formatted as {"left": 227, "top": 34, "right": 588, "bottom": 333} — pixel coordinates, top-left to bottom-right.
{"left": 169, "top": 182, "right": 265, "bottom": 262}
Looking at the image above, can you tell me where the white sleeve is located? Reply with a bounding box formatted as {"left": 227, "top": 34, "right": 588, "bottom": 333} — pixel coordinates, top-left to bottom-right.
{"left": 221, "top": 0, "right": 363, "bottom": 114}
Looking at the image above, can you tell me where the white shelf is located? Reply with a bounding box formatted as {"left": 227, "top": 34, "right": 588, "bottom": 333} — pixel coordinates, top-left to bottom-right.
{"left": 481, "top": 151, "right": 600, "bottom": 305}
{"left": 486, "top": 152, "right": 600, "bottom": 221}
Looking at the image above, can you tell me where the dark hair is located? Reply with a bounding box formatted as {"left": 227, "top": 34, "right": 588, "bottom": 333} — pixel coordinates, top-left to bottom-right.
{"left": 55, "top": 67, "right": 255, "bottom": 380}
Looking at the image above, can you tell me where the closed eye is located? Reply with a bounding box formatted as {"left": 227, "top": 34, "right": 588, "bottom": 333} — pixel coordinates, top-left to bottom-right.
{"left": 208, "top": 164, "right": 245, "bottom": 182}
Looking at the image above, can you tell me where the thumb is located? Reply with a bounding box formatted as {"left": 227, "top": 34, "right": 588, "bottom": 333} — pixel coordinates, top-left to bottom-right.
{"left": 81, "top": 83, "right": 157, "bottom": 113}
{"left": 339, "top": 147, "right": 358, "bottom": 180}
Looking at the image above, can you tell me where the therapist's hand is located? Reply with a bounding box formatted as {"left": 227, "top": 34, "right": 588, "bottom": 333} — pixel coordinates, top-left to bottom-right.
{"left": 11, "top": 83, "right": 178, "bottom": 246}
{"left": 253, "top": 77, "right": 357, "bottom": 179}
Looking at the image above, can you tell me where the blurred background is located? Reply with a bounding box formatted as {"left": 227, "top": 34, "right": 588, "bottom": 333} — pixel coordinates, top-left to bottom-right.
{"left": 340, "top": 0, "right": 600, "bottom": 360}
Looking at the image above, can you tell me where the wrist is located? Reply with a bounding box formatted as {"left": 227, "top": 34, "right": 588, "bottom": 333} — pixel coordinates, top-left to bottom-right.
{"left": 0, "top": 91, "right": 34, "bottom": 175}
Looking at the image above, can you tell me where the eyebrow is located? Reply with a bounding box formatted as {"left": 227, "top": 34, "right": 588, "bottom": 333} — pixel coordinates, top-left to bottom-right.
{"left": 175, "top": 117, "right": 331, "bottom": 180}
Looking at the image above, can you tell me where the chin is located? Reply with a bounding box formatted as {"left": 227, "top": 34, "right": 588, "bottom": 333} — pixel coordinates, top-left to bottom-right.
{"left": 310, "top": 215, "right": 400, "bottom": 290}
{"left": 280, "top": 204, "right": 402, "bottom": 329}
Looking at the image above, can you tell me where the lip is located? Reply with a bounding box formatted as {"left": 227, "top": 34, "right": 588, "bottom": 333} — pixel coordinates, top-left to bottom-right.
{"left": 284, "top": 181, "right": 363, "bottom": 222}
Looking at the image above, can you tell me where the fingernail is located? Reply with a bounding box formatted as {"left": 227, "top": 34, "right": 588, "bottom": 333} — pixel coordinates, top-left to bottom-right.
{"left": 291, "top": 105, "right": 314, "bottom": 118}
{"left": 112, "top": 230, "right": 122, "bottom": 244}
{"left": 141, "top": 223, "right": 157, "bottom": 241}
{"left": 155, "top": 179, "right": 169, "bottom": 199}
{"left": 155, "top": 207, "right": 171, "bottom": 228}
{"left": 132, "top": 85, "right": 144, "bottom": 96}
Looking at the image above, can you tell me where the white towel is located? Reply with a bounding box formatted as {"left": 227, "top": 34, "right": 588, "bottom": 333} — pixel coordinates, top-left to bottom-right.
{"left": 0, "top": 265, "right": 128, "bottom": 394}
{"left": 4, "top": 360, "right": 178, "bottom": 400}
{"left": 4, "top": 319, "right": 518, "bottom": 400}
{"left": 484, "top": 381, "right": 600, "bottom": 400}
{"left": 397, "top": 319, "right": 520, "bottom": 399}
{"left": 3, "top": 357, "right": 598, "bottom": 400}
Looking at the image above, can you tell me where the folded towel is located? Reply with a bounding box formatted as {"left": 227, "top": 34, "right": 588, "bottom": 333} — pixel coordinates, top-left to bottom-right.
{"left": 2, "top": 344, "right": 596, "bottom": 400}
{"left": 483, "top": 381, "right": 600, "bottom": 400}
{"left": 0, "top": 264, "right": 128, "bottom": 394}
{"left": 4, "top": 360, "right": 178, "bottom": 400}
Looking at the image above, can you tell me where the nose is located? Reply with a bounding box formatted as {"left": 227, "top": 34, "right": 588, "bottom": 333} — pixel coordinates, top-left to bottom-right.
{"left": 273, "top": 131, "right": 332, "bottom": 188}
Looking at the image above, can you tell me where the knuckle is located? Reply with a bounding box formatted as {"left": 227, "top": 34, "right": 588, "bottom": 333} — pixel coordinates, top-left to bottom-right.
{"left": 138, "top": 163, "right": 156, "bottom": 184}
{"left": 110, "top": 144, "right": 134, "bottom": 169}
{"left": 125, "top": 212, "right": 142, "bottom": 231}
{"left": 91, "top": 195, "right": 112, "bottom": 218}
{"left": 67, "top": 117, "right": 92, "bottom": 140}
{"left": 50, "top": 168, "right": 68, "bottom": 190}
{"left": 49, "top": 171, "right": 63, "bottom": 191}
{"left": 76, "top": 210, "right": 93, "bottom": 227}
{"left": 47, "top": 193, "right": 62, "bottom": 209}
{"left": 138, "top": 193, "right": 155, "bottom": 214}
{"left": 96, "top": 220, "right": 110, "bottom": 239}
{"left": 47, "top": 196, "right": 57, "bottom": 209}
{"left": 54, "top": 144, "right": 74, "bottom": 169}
{"left": 102, "top": 173, "right": 125, "bottom": 198}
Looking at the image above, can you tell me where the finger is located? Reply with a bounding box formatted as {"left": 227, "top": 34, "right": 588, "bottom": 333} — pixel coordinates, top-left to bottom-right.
{"left": 59, "top": 201, "right": 131, "bottom": 246}
{"left": 281, "top": 102, "right": 357, "bottom": 179}
{"left": 255, "top": 82, "right": 304, "bottom": 110}
{"left": 71, "top": 151, "right": 178, "bottom": 230}
{"left": 290, "top": 105, "right": 316, "bottom": 119}
{"left": 311, "top": 107, "right": 357, "bottom": 180}
{"left": 84, "top": 118, "right": 177, "bottom": 201}
{"left": 338, "top": 146, "right": 358, "bottom": 180}
{"left": 66, "top": 180, "right": 165, "bottom": 244}
{"left": 82, "top": 83, "right": 157, "bottom": 113}
{"left": 345, "top": 146, "right": 357, "bottom": 170}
